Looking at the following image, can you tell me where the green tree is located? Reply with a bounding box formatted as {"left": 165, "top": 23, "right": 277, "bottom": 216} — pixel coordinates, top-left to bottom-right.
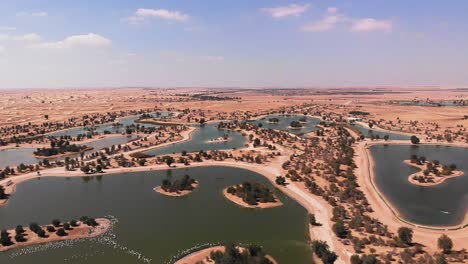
{"left": 398, "top": 227, "right": 413, "bottom": 245}
{"left": 437, "top": 234, "right": 453, "bottom": 254}
{"left": 56, "top": 228, "right": 67, "bottom": 236}
{"left": 410, "top": 135, "right": 420, "bottom": 144}
{"left": 333, "top": 220, "right": 347, "bottom": 238}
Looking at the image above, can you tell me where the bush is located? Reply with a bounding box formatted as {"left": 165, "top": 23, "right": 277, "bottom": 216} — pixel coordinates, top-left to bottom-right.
{"left": 29, "top": 222, "right": 41, "bottom": 234}
{"left": 52, "top": 219, "right": 61, "bottom": 227}
{"left": 410, "top": 135, "right": 420, "bottom": 144}
{"left": 438, "top": 234, "right": 453, "bottom": 254}
{"left": 311, "top": 240, "right": 337, "bottom": 264}
{"left": 37, "top": 229, "right": 47, "bottom": 238}
{"left": 0, "top": 229, "right": 13, "bottom": 246}
{"left": 398, "top": 227, "right": 413, "bottom": 245}
{"left": 70, "top": 220, "right": 79, "bottom": 227}
{"left": 63, "top": 223, "right": 72, "bottom": 230}
{"left": 332, "top": 220, "right": 347, "bottom": 238}
{"left": 15, "top": 233, "right": 27, "bottom": 242}
{"left": 56, "top": 228, "right": 67, "bottom": 237}
{"left": 15, "top": 225, "right": 25, "bottom": 234}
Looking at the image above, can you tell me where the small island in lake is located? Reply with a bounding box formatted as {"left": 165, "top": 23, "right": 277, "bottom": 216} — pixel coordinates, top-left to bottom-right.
{"left": 33, "top": 140, "right": 91, "bottom": 158}
{"left": 224, "top": 182, "right": 282, "bottom": 208}
{"left": 0, "top": 216, "right": 110, "bottom": 252}
{"left": 405, "top": 155, "right": 464, "bottom": 186}
{"left": 208, "top": 135, "right": 230, "bottom": 143}
{"left": 154, "top": 174, "right": 199, "bottom": 197}
{"left": 267, "top": 117, "right": 279, "bottom": 123}
{"left": 175, "top": 243, "right": 277, "bottom": 264}
{"left": 289, "top": 120, "right": 303, "bottom": 129}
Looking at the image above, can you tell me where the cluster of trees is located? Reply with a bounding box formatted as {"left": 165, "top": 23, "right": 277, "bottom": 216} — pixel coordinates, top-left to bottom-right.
{"left": 0, "top": 216, "right": 100, "bottom": 247}
{"left": 311, "top": 240, "right": 338, "bottom": 264}
{"left": 349, "top": 111, "right": 370, "bottom": 116}
{"left": 226, "top": 182, "right": 276, "bottom": 205}
{"left": 161, "top": 174, "right": 196, "bottom": 193}
{"left": 209, "top": 243, "right": 273, "bottom": 264}
{"left": 34, "top": 142, "right": 88, "bottom": 157}
{"left": 289, "top": 120, "right": 303, "bottom": 128}
{"left": 0, "top": 185, "right": 7, "bottom": 199}
{"left": 410, "top": 155, "right": 457, "bottom": 180}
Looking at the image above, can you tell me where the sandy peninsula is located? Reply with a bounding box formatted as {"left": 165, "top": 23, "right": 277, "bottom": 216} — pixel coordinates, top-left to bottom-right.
{"left": 0, "top": 218, "right": 110, "bottom": 252}
{"left": 223, "top": 187, "right": 282, "bottom": 209}
{"left": 174, "top": 246, "right": 278, "bottom": 264}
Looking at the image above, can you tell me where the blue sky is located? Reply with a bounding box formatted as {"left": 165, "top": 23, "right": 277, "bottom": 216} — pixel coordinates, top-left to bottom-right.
{"left": 0, "top": 0, "right": 467, "bottom": 88}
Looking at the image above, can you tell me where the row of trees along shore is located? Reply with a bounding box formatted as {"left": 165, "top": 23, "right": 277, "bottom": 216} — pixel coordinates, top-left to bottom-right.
{"left": 0, "top": 216, "right": 99, "bottom": 247}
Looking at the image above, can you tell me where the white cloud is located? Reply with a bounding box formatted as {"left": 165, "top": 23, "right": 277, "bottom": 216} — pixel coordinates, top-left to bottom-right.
{"left": 13, "top": 33, "right": 41, "bottom": 41}
{"left": 0, "top": 33, "right": 41, "bottom": 42}
{"left": 301, "top": 15, "right": 341, "bottom": 32}
{"left": 32, "top": 33, "right": 111, "bottom": 49}
{"left": 0, "top": 46, "right": 5, "bottom": 53}
{"left": 350, "top": 18, "right": 393, "bottom": 32}
{"left": 0, "top": 26, "right": 16, "bottom": 31}
{"left": 16, "top": 11, "right": 48, "bottom": 17}
{"left": 261, "top": 4, "right": 310, "bottom": 18}
{"left": 128, "top": 8, "right": 190, "bottom": 23}
{"left": 301, "top": 7, "right": 392, "bottom": 33}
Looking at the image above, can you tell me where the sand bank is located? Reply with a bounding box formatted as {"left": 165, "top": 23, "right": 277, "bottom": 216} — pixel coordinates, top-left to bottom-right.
{"left": 154, "top": 182, "right": 199, "bottom": 197}
{"left": 174, "top": 245, "right": 278, "bottom": 264}
{"left": 0, "top": 218, "right": 110, "bottom": 252}
{"left": 223, "top": 188, "right": 282, "bottom": 209}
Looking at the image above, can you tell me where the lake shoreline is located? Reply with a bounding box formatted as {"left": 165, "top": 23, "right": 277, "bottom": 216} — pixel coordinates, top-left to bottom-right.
{"left": 0, "top": 218, "right": 111, "bottom": 252}
{"left": 174, "top": 245, "right": 278, "bottom": 264}
{"left": 354, "top": 140, "right": 468, "bottom": 255}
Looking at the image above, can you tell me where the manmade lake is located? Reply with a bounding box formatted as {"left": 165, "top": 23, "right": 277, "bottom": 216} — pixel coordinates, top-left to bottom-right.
{"left": 370, "top": 144, "right": 468, "bottom": 226}
{"left": 0, "top": 166, "right": 312, "bottom": 264}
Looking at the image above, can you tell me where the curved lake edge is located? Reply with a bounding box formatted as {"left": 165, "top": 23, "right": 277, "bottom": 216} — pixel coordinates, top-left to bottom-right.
{"left": 361, "top": 140, "right": 468, "bottom": 230}
{"left": 222, "top": 187, "right": 283, "bottom": 209}
{"left": 0, "top": 163, "right": 312, "bottom": 263}
{"left": 355, "top": 121, "right": 416, "bottom": 137}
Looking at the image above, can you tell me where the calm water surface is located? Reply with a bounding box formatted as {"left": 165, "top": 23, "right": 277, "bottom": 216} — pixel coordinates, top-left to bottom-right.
{"left": 0, "top": 135, "right": 134, "bottom": 168}
{"left": 0, "top": 166, "right": 312, "bottom": 264}
{"left": 144, "top": 123, "right": 246, "bottom": 156}
{"left": 351, "top": 124, "right": 411, "bottom": 140}
{"left": 371, "top": 144, "right": 468, "bottom": 226}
